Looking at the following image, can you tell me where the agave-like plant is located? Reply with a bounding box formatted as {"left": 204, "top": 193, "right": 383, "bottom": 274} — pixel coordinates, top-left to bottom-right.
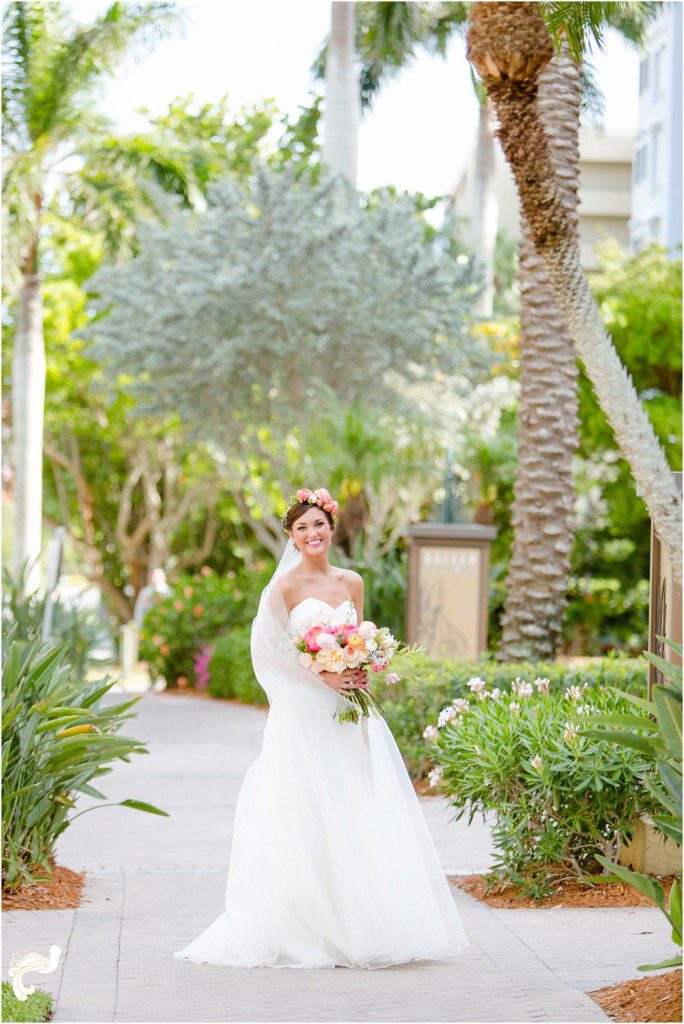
{"left": 2, "top": 628, "right": 168, "bottom": 890}
{"left": 577, "top": 635, "right": 682, "bottom": 970}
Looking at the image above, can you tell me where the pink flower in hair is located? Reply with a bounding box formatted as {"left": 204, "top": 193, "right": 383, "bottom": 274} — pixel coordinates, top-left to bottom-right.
{"left": 297, "top": 488, "right": 314, "bottom": 502}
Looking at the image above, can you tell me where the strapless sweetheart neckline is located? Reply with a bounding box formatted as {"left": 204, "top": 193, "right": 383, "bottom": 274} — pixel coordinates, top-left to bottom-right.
{"left": 288, "top": 596, "right": 353, "bottom": 617}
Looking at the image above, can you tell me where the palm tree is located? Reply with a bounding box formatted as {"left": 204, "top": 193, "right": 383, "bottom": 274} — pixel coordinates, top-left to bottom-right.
{"left": 499, "top": 41, "right": 582, "bottom": 660}
{"left": 2, "top": 1, "right": 182, "bottom": 594}
{"left": 466, "top": 2, "right": 682, "bottom": 592}
{"left": 352, "top": 2, "right": 658, "bottom": 658}
{"left": 322, "top": 1, "right": 361, "bottom": 186}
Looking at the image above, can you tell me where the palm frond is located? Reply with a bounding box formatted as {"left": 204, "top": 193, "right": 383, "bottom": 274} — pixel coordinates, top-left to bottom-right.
{"left": 541, "top": 2, "right": 660, "bottom": 60}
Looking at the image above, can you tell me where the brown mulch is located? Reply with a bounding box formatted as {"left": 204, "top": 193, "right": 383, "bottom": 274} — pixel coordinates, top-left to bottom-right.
{"left": 2, "top": 861, "right": 87, "bottom": 911}
{"left": 588, "top": 968, "right": 682, "bottom": 1023}
{"left": 449, "top": 871, "right": 678, "bottom": 909}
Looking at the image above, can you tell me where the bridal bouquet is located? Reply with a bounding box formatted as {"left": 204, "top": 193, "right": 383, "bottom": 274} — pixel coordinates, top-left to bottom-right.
{"left": 290, "top": 617, "right": 404, "bottom": 723}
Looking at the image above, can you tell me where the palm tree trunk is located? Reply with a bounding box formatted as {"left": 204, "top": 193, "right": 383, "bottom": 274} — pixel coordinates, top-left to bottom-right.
{"left": 471, "top": 97, "right": 498, "bottom": 317}
{"left": 499, "top": 45, "right": 581, "bottom": 661}
{"left": 467, "top": 2, "right": 682, "bottom": 587}
{"left": 12, "top": 253, "right": 46, "bottom": 597}
{"left": 322, "top": 1, "right": 360, "bottom": 187}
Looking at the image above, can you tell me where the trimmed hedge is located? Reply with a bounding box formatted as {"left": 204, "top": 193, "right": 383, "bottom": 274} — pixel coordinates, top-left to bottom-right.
{"left": 208, "top": 626, "right": 267, "bottom": 706}
{"left": 375, "top": 653, "right": 648, "bottom": 781}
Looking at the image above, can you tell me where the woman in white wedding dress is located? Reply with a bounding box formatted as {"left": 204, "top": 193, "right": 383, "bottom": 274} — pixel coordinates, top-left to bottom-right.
{"left": 173, "top": 487, "right": 469, "bottom": 970}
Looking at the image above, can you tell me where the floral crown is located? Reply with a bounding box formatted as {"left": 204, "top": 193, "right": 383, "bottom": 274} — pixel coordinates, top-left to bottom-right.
{"left": 282, "top": 487, "right": 340, "bottom": 527}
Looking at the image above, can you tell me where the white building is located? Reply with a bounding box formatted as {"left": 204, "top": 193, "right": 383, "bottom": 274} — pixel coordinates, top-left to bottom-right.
{"left": 450, "top": 130, "right": 633, "bottom": 272}
{"left": 630, "top": 1, "right": 683, "bottom": 254}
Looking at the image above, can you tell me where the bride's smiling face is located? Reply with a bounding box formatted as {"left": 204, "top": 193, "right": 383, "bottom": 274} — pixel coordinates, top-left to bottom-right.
{"left": 289, "top": 507, "right": 333, "bottom": 555}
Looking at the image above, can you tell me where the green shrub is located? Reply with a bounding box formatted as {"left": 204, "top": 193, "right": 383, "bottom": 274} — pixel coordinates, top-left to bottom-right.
{"left": 208, "top": 627, "right": 267, "bottom": 706}
{"left": 2, "top": 631, "right": 168, "bottom": 890}
{"left": 140, "top": 562, "right": 272, "bottom": 688}
{"left": 428, "top": 680, "right": 659, "bottom": 898}
{"left": 2, "top": 980, "right": 52, "bottom": 1023}
{"left": 376, "top": 653, "right": 647, "bottom": 780}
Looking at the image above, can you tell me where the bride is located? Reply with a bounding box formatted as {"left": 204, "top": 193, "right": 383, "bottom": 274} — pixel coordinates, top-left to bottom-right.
{"left": 173, "top": 487, "right": 469, "bottom": 970}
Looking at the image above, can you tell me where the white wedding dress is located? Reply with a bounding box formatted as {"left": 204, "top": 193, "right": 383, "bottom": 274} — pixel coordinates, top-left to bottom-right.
{"left": 173, "top": 566, "right": 469, "bottom": 970}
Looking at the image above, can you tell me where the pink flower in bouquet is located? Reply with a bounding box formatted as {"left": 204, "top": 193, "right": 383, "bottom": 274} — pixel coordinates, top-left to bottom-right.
{"left": 386, "top": 672, "right": 400, "bottom": 686}
{"left": 316, "top": 633, "right": 337, "bottom": 651}
{"left": 370, "top": 656, "right": 389, "bottom": 673}
{"left": 304, "top": 627, "right": 323, "bottom": 652}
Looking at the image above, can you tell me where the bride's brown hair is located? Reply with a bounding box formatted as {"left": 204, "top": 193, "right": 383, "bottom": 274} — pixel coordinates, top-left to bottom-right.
{"left": 282, "top": 502, "right": 335, "bottom": 533}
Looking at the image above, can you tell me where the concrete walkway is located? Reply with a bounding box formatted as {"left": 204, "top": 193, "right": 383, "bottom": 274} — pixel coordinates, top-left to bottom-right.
{"left": 2, "top": 691, "right": 675, "bottom": 1022}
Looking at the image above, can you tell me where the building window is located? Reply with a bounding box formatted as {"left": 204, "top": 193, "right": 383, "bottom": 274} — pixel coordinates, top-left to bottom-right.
{"left": 634, "top": 143, "right": 648, "bottom": 184}
{"left": 651, "top": 125, "right": 662, "bottom": 194}
{"left": 653, "top": 46, "right": 665, "bottom": 97}
{"left": 639, "top": 56, "right": 649, "bottom": 93}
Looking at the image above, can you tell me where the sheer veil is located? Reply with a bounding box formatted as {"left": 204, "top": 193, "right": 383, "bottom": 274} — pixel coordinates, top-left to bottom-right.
{"left": 250, "top": 537, "right": 357, "bottom": 718}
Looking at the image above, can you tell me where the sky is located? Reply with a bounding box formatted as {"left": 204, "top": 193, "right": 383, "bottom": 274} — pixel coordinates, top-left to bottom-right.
{"left": 69, "top": 0, "right": 640, "bottom": 203}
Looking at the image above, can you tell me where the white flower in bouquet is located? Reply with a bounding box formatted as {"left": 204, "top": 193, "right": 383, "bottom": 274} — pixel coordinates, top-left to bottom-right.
{"left": 298, "top": 652, "right": 314, "bottom": 669}
{"left": 316, "top": 633, "right": 338, "bottom": 651}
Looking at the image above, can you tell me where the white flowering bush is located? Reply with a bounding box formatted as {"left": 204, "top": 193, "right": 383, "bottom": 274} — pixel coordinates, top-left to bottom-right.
{"left": 425, "top": 679, "right": 660, "bottom": 898}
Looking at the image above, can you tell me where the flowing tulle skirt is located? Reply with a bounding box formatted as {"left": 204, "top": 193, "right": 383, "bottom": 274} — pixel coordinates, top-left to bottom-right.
{"left": 173, "top": 696, "right": 469, "bottom": 969}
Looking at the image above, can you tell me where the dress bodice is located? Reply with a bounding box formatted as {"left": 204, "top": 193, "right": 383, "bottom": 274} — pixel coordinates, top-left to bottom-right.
{"left": 288, "top": 596, "right": 357, "bottom": 634}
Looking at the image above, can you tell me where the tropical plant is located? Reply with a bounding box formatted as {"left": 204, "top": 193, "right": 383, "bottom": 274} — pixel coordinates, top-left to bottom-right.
{"left": 466, "top": 2, "right": 681, "bottom": 591}
{"left": 377, "top": 653, "right": 648, "bottom": 780}
{"left": 427, "top": 678, "right": 659, "bottom": 898}
{"left": 2, "top": 562, "right": 109, "bottom": 678}
{"left": 2, "top": 1, "right": 183, "bottom": 594}
{"left": 2, "top": 630, "right": 168, "bottom": 890}
{"left": 577, "top": 636, "right": 682, "bottom": 970}
{"left": 139, "top": 564, "right": 272, "bottom": 688}
{"left": 342, "top": 2, "right": 659, "bottom": 661}
{"left": 87, "top": 167, "right": 489, "bottom": 556}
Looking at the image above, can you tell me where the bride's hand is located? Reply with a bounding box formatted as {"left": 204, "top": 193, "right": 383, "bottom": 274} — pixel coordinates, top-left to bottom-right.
{"left": 320, "top": 668, "right": 370, "bottom": 693}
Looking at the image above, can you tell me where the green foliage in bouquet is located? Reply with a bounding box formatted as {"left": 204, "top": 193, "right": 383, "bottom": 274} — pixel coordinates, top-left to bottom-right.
{"left": 577, "top": 636, "right": 682, "bottom": 970}
{"left": 140, "top": 563, "right": 272, "bottom": 687}
{"left": 377, "top": 654, "right": 647, "bottom": 780}
{"left": 425, "top": 681, "right": 659, "bottom": 899}
{"left": 2, "top": 631, "right": 168, "bottom": 891}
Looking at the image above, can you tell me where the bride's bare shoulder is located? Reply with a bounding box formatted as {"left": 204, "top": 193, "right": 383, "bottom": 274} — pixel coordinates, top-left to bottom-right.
{"left": 275, "top": 566, "right": 301, "bottom": 600}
